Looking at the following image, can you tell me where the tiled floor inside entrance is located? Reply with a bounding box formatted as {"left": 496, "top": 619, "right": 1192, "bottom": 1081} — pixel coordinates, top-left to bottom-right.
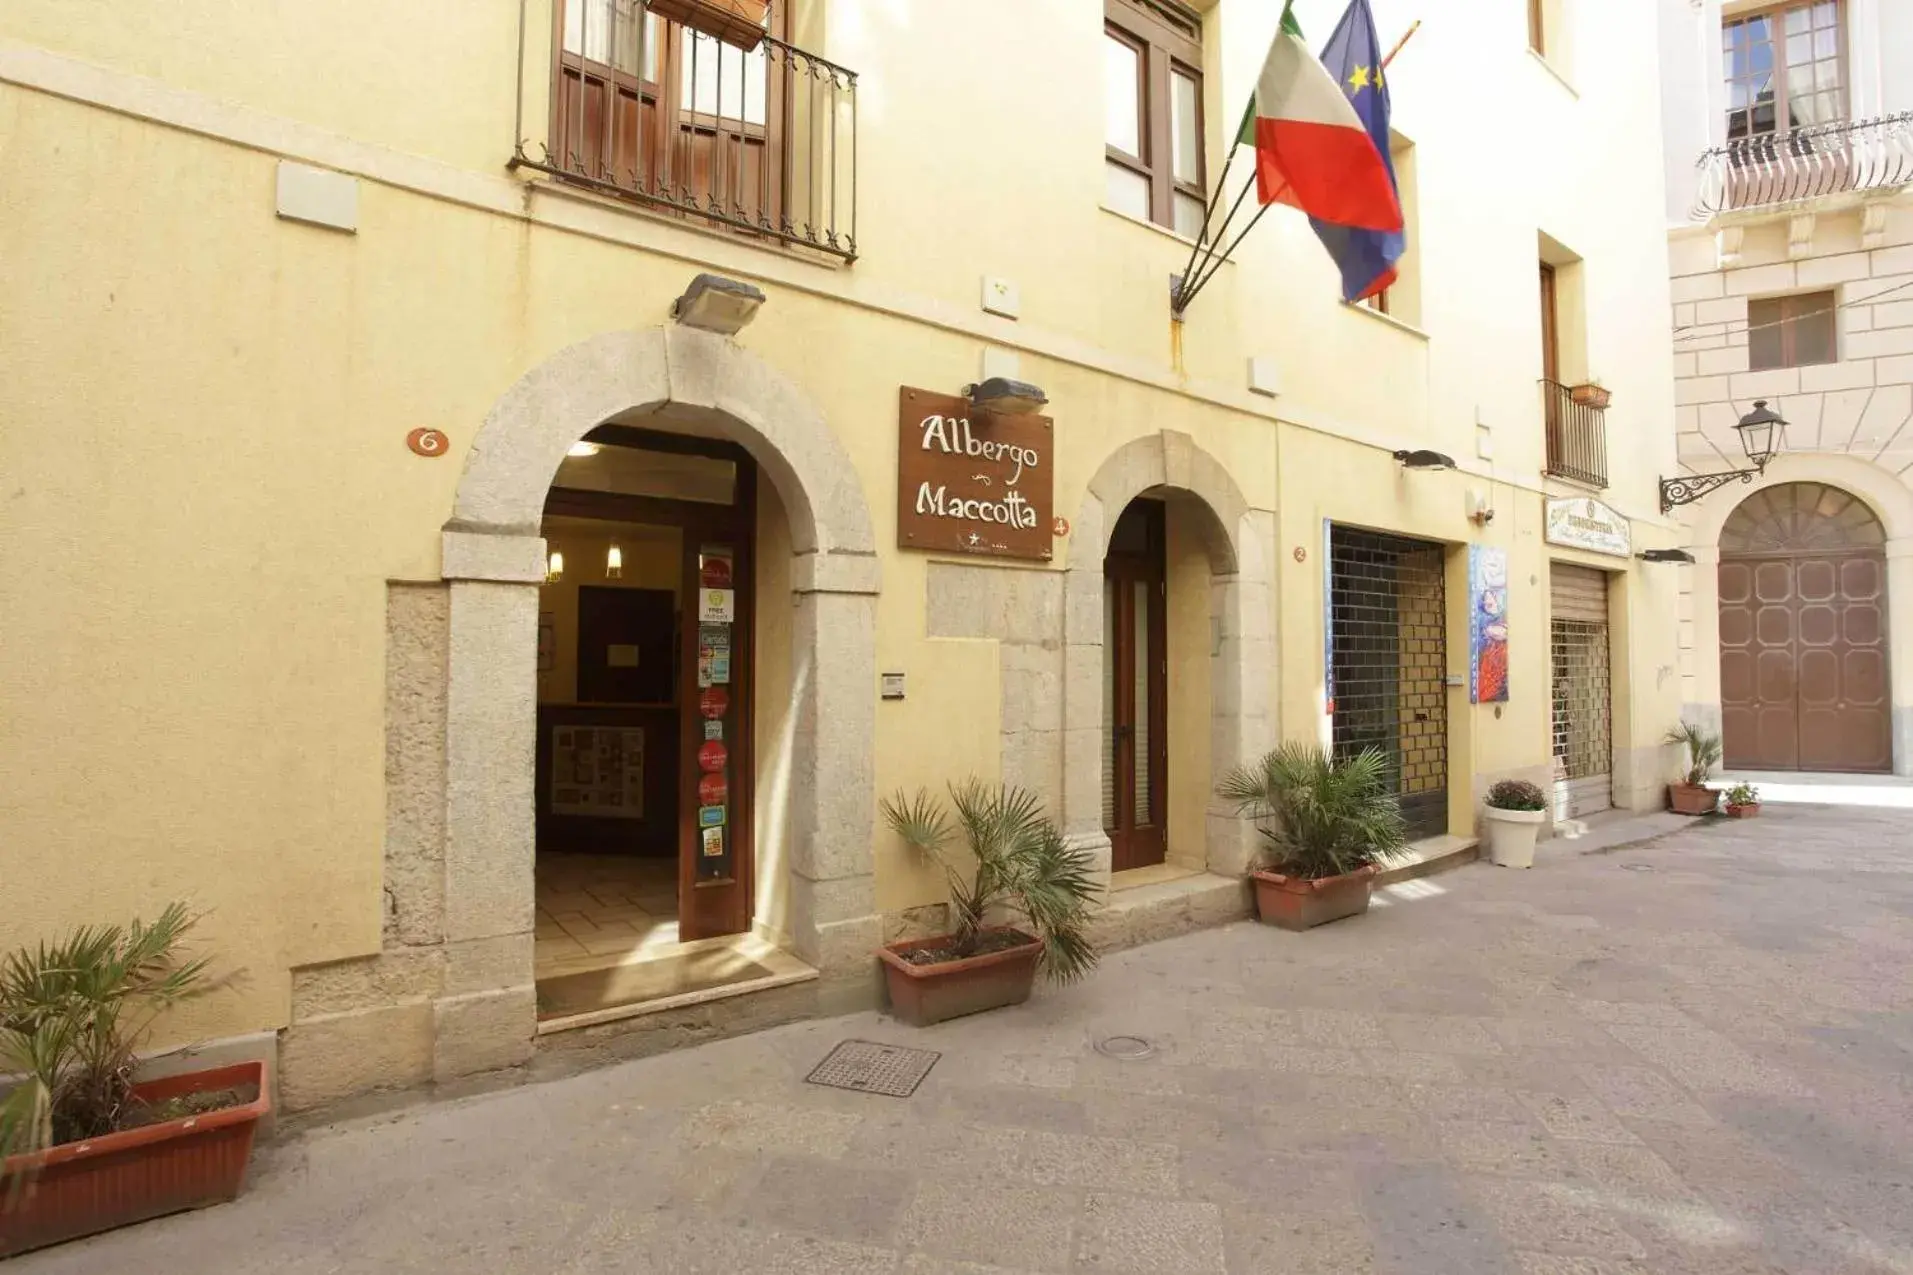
{"left": 534, "top": 852, "right": 679, "bottom": 979}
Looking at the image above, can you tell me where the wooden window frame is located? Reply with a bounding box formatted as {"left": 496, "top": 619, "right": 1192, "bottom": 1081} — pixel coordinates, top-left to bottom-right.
{"left": 1528, "top": 0, "right": 1546, "bottom": 55}
{"left": 1104, "top": 0, "right": 1206, "bottom": 235}
{"left": 1723, "top": 0, "right": 1847, "bottom": 142}
{"left": 1748, "top": 291, "right": 1837, "bottom": 370}
{"left": 1539, "top": 262, "right": 1560, "bottom": 383}
{"left": 550, "top": 0, "right": 790, "bottom": 233}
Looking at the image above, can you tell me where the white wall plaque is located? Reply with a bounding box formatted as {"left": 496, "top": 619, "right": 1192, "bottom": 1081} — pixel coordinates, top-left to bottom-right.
{"left": 1544, "top": 496, "right": 1632, "bottom": 558}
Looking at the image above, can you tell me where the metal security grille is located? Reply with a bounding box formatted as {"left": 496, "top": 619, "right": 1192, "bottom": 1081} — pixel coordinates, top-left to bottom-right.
{"left": 1329, "top": 527, "right": 1448, "bottom": 840}
{"left": 1550, "top": 619, "right": 1613, "bottom": 817}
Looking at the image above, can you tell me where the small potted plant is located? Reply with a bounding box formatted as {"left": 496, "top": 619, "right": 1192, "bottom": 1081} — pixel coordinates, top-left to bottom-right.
{"left": 878, "top": 782, "right": 1099, "bottom": 1026}
{"left": 1724, "top": 781, "right": 1761, "bottom": 818}
{"left": 1, "top": 904, "right": 264, "bottom": 1257}
{"left": 1665, "top": 721, "right": 1723, "bottom": 816}
{"left": 1218, "top": 744, "right": 1410, "bottom": 931}
{"left": 1570, "top": 376, "right": 1612, "bottom": 409}
{"left": 1482, "top": 779, "right": 1548, "bottom": 869}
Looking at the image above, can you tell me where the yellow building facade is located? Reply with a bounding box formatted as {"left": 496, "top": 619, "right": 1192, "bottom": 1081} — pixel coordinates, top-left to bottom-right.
{"left": 0, "top": 0, "right": 1685, "bottom": 1110}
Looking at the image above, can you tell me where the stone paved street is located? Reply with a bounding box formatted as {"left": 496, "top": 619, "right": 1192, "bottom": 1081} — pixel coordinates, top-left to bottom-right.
{"left": 15, "top": 804, "right": 1913, "bottom": 1274}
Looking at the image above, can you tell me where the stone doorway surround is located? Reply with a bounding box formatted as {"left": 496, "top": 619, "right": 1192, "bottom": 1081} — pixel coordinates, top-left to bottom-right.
{"left": 1063, "top": 430, "right": 1276, "bottom": 891}
{"left": 280, "top": 326, "right": 880, "bottom": 1111}
{"left": 1679, "top": 454, "right": 1913, "bottom": 779}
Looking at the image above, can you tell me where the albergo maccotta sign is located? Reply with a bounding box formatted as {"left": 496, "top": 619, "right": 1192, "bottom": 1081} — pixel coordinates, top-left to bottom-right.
{"left": 897, "top": 387, "right": 1054, "bottom": 561}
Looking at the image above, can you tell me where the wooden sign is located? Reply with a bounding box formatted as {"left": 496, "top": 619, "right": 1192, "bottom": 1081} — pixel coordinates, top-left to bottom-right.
{"left": 897, "top": 387, "right": 1054, "bottom": 561}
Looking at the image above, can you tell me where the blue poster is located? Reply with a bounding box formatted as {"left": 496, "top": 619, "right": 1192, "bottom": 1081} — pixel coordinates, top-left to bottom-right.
{"left": 1469, "top": 545, "right": 1509, "bottom": 704}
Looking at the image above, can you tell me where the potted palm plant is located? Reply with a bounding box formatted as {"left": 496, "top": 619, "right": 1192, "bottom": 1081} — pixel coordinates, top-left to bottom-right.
{"left": 1665, "top": 721, "right": 1723, "bottom": 816}
{"left": 1724, "top": 781, "right": 1761, "bottom": 818}
{"left": 878, "top": 782, "right": 1099, "bottom": 1026}
{"left": 1483, "top": 779, "right": 1547, "bottom": 869}
{"left": 1, "top": 905, "right": 264, "bottom": 1257}
{"left": 1218, "top": 744, "right": 1410, "bottom": 931}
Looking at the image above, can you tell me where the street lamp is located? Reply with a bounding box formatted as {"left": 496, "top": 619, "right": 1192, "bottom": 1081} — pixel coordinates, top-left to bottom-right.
{"left": 1659, "top": 400, "right": 1787, "bottom": 513}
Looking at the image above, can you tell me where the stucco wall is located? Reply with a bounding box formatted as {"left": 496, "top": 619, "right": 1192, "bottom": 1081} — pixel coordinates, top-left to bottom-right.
{"left": 0, "top": 0, "right": 1681, "bottom": 1061}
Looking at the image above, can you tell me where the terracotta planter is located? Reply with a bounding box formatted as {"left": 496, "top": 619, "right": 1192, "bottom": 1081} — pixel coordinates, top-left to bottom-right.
{"left": 877, "top": 928, "right": 1043, "bottom": 1027}
{"left": 1251, "top": 866, "right": 1379, "bottom": 931}
{"left": 1570, "top": 384, "right": 1612, "bottom": 409}
{"left": 646, "top": 0, "right": 769, "bottom": 49}
{"left": 0, "top": 1061, "right": 268, "bottom": 1257}
{"left": 1668, "top": 783, "right": 1720, "bottom": 816}
{"left": 1483, "top": 806, "right": 1546, "bottom": 868}
{"left": 1725, "top": 802, "right": 1761, "bottom": 818}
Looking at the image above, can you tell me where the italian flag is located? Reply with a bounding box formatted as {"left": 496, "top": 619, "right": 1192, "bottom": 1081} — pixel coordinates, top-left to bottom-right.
{"left": 1239, "top": 3, "right": 1402, "bottom": 232}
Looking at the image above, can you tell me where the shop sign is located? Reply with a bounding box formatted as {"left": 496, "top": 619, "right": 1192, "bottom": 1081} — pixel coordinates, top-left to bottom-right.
{"left": 1545, "top": 496, "right": 1631, "bottom": 558}
{"left": 897, "top": 387, "right": 1054, "bottom": 561}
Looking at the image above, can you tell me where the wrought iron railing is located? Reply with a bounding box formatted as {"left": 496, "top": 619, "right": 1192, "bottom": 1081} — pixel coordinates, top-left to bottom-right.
{"left": 1692, "top": 113, "right": 1913, "bottom": 219}
{"left": 512, "top": 1, "right": 857, "bottom": 261}
{"left": 1541, "top": 379, "right": 1607, "bottom": 489}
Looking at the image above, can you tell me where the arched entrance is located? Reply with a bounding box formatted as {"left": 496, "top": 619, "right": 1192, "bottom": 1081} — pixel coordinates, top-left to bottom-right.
{"left": 437, "top": 325, "right": 880, "bottom": 1050}
{"left": 1063, "top": 430, "right": 1274, "bottom": 886}
{"left": 1718, "top": 482, "right": 1889, "bottom": 772}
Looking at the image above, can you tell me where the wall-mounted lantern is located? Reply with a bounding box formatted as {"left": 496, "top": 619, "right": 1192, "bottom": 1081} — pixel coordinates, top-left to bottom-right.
{"left": 1659, "top": 400, "right": 1786, "bottom": 513}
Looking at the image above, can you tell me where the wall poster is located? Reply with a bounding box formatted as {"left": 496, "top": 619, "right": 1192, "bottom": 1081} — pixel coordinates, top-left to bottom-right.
{"left": 1469, "top": 545, "right": 1510, "bottom": 704}
{"left": 549, "top": 725, "right": 645, "bottom": 818}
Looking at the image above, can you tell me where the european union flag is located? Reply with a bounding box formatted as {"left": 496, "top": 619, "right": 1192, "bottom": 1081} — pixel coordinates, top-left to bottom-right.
{"left": 1308, "top": 0, "right": 1405, "bottom": 303}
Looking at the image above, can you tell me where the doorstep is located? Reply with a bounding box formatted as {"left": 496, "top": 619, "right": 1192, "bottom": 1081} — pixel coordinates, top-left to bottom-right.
{"left": 1087, "top": 869, "right": 1253, "bottom": 954}
{"left": 534, "top": 934, "right": 818, "bottom": 1035}
{"left": 1375, "top": 834, "right": 1480, "bottom": 886}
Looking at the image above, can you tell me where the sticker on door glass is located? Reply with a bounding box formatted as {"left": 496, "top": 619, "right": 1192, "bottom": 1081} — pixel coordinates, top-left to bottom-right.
{"left": 701, "top": 826, "right": 724, "bottom": 857}
{"left": 703, "top": 720, "right": 723, "bottom": 741}
{"left": 698, "top": 740, "right": 728, "bottom": 773}
{"left": 698, "top": 805, "right": 726, "bottom": 828}
{"left": 699, "top": 772, "right": 727, "bottom": 805}
{"left": 699, "top": 589, "right": 735, "bottom": 624}
{"left": 699, "top": 686, "right": 729, "bottom": 718}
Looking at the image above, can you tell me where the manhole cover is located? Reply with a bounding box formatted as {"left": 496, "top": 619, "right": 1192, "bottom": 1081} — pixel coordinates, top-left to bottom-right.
{"left": 1093, "top": 1034, "right": 1156, "bottom": 1060}
{"left": 805, "top": 1040, "right": 940, "bottom": 1097}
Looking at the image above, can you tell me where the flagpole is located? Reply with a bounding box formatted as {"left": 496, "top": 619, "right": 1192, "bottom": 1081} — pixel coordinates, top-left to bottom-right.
{"left": 1177, "top": 17, "right": 1423, "bottom": 313}
{"left": 1172, "top": 0, "right": 1295, "bottom": 314}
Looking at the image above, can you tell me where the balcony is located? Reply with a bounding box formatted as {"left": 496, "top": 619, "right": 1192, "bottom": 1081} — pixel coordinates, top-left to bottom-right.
{"left": 1541, "top": 379, "right": 1608, "bottom": 489}
{"left": 512, "top": 1, "right": 857, "bottom": 261}
{"left": 1692, "top": 113, "right": 1913, "bottom": 219}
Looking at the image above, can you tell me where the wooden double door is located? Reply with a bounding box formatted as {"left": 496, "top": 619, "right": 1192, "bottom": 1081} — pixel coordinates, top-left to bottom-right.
{"left": 1103, "top": 501, "right": 1167, "bottom": 872}
{"left": 1718, "top": 483, "right": 1891, "bottom": 774}
{"left": 1719, "top": 551, "right": 1890, "bottom": 773}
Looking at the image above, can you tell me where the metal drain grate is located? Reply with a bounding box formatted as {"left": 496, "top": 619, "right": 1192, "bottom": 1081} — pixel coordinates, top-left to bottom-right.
{"left": 806, "top": 1040, "right": 941, "bottom": 1097}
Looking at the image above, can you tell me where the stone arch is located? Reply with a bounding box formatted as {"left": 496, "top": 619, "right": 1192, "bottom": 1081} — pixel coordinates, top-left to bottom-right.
{"left": 1681, "top": 454, "right": 1913, "bottom": 777}
{"left": 434, "top": 325, "right": 882, "bottom": 1073}
{"left": 1062, "top": 429, "right": 1275, "bottom": 883}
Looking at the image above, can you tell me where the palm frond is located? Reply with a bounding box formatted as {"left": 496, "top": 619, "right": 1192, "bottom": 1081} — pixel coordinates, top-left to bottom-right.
{"left": 882, "top": 781, "right": 1098, "bottom": 981}
{"left": 1217, "top": 743, "right": 1409, "bottom": 879}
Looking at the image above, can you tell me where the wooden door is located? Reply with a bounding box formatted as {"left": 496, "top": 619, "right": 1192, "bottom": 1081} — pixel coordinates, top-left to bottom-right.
{"left": 1103, "top": 501, "right": 1167, "bottom": 872}
{"left": 1719, "top": 553, "right": 1889, "bottom": 772}
{"left": 1539, "top": 263, "right": 1560, "bottom": 384}
{"left": 676, "top": 456, "right": 757, "bottom": 941}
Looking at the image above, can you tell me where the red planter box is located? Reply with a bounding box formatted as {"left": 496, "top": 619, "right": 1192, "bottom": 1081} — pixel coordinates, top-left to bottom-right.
{"left": 0, "top": 1061, "right": 269, "bottom": 1257}
{"left": 1252, "top": 866, "right": 1379, "bottom": 931}
{"left": 1725, "top": 803, "right": 1761, "bottom": 818}
{"left": 1669, "top": 783, "right": 1719, "bottom": 816}
{"left": 877, "top": 928, "right": 1042, "bottom": 1026}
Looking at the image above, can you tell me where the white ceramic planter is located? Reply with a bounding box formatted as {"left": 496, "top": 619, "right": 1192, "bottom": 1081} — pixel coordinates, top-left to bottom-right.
{"left": 1483, "top": 806, "right": 1545, "bottom": 868}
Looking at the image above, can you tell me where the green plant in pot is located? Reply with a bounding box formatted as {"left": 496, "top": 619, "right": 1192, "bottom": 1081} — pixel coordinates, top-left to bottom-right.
{"left": 1665, "top": 720, "right": 1723, "bottom": 816}
{"left": 1724, "top": 781, "right": 1761, "bottom": 818}
{"left": 1482, "top": 779, "right": 1548, "bottom": 869}
{"left": 878, "top": 781, "right": 1099, "bottom": 1025}
{"left": 1218, "top": 744, "right": 1410, "bottom": 931}
{"left": 0, "top": 904, "right": 266, "bottom": 1257}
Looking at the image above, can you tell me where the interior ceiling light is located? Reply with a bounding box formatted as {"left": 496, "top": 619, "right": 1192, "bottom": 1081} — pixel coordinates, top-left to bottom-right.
{"left": 567, "top": 441, "right": 600, "bottom": 458}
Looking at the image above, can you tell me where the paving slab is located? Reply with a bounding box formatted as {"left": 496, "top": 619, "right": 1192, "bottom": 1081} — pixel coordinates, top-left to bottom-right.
{"left": 10, "top": 802, "right": 1913, "bottom": 1273}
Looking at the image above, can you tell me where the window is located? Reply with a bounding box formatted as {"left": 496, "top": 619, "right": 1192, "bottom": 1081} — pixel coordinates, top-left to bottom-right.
{"left": 1725, "top": 1, "right": 1844, "bottom": 140}
{"left": 1748, "top": 292, "right": 1837, "bottom": 369}
{"left": 1528, "top": 0, "right": 1546, "bottom": 55}
{"left": 1104, "top": 0, "right": 1206, "bottom": 238}
{"left": 554, "top": 0, "right": 785, "bottom": 233}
